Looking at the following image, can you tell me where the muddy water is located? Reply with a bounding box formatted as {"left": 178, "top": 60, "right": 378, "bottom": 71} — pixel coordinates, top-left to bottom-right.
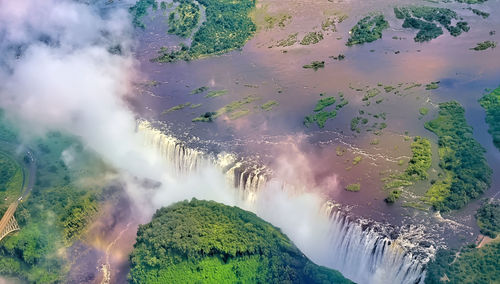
{"left": 131, "top": 0, "right": 500, "bottom": 231}
{"left": 76, "top": 0, "right": 500, "bottom": 282}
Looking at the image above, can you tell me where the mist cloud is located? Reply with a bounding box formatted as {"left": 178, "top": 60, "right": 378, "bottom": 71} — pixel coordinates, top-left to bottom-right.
{"left": 0, "top": 0, "right": 337, "bottom": 269}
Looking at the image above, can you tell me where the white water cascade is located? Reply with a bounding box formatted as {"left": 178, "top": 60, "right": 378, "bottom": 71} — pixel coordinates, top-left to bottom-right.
{"left": 137, "top": 121, "right": 429, "bottom": 284}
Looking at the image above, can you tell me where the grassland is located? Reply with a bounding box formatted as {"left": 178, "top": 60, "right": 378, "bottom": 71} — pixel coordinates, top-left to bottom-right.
{"left": 345, "top": 183, "right": 361, "bottom": 192}
{"left": 300, "top": 32, "right": 324, "bottom": 45}
{"left": 193, "top": 95, "right": 260, "bottom": 122}
{"left": 383, "top": 137, "right": 432, "bottom": 203}
{"left": 205, "top": 89, "right": 228, "bottom": 98}
{"left": 162, "top": 102, "right": 192, "bottom": 114}
{"left": 190, "top": 86, "right": 209, "bottom": 95}
{"left": 261, "top": 100, "right": 278, "bottom": 111}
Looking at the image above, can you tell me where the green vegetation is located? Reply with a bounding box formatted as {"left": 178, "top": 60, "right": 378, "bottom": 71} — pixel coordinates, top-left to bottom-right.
{"left": 424, "top": 101, "right": 491, "bottom": 211}
{"left": 383, "top": 137, "right": 432, "bottom": 203}
{"left": 362, "top": 88, "right": 380, "bottom": 101}
{"left": 314, "top": 96, "right": 336, "bottom": 111}
{"left": 345, "top": 183, "right": 361, "bottom": 192}
{"left": 304, "top": 94, "right": 348, "bottom": 128}
{"left": 129, "top": 0, "right": 158, "bottom": 29}
{"left": 128, "top": 199, "right": 352, "bottom": 283}
{"left": 470, "top": 41, "right": 497, "bottom": 51}
{"left": 193, "top": 95, "right": 259, "bottom": 122}
{"left": 162, "top": 102, "right": 191, "bottom": 114}
{"left": 276, "top": 33, "right": 298, "bottom": 47}
{"left": 261, "top": 100, "right": 278, "bottom": 111}
{"left": 154, "top": 0, "right": 256, "bottom": 62}
{"left": 351, "top": 117, "right": 361, "bottom": 133}
{"left": 0, "top": 115, "right": 105, "bottom": 282}
{"left": 264, "top": 14, "right": 292, "bottom": 29}
{"left": 476, "top": 200, "right": 500, "bottom": 238}
{"left": 425, "top": 81, "right": 440, "bottom": 90}
{"left": 303, "top": 61, "right": 325, "bottom": 71}
{"left": 352, "top": 156, "right": 362, "bottom": 165}
{"left": 322, "top": 18, "right": 337, "bottom": 32}
{"left": 384, "top": 85, "right": 396, "bottom": 93}
{"left": 330, "top": 54, "right": 345, "bottom": 61}
{"left": 205, "top": 89, "right": 228, "bottom": 98}
{"left": 304, "top": 111, "right": 337, "bottom": 129}
{"left": 456, "top": 0, "right": 488, "bottom": 3}
{"left": 419, "top": 107, "right": 429, "bottom": 116}
{"left": 394, "top": 6, "right": 469, "bottom": 42}
{"left": 346, "top": 15, "right": 389, "bottom": 46}
{"left": 425, "top": 241, "right": 500, "bottom": 284}
{"left": 168, "top": 1, "right": 200, "bottom": 37}
{"left": 479, "top": 86, "right": 500, "bottom": 150}
{"left": 0, "top": 152, "right": 23, "bottom": 206}
{"left": 190, "top": 86, "right": 209, "bottom": 95}
{"left": 300, "top": 32, "right": 324, "bottom": 45}
{"left": 469, "top": 8, "right": 490, "bottom": 19}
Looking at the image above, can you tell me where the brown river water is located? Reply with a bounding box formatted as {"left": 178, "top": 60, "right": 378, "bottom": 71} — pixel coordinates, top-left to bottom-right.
{"left": 67, "top": 0, "right": 500, "bottom": 283}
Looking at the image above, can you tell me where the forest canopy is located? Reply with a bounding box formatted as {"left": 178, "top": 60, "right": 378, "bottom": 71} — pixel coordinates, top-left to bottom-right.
{"left": 128, "top": 199, "right": 353, "bottom": 283}
{"left": 479, "top": 86, "right": 500, "bottom": 150}
{"left": 424, "top": 101, "right": 491, "bottom": 211}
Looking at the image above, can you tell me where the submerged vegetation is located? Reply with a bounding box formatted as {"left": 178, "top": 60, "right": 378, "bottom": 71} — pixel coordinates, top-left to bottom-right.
{"left": 205, "top": 89, "right": 228, "bottom": 98}
{"left": 345, "top": 183, "right": 361, "bottom": 192}
{"left": 471, "top": 41, "right": 497, "bottom": 51}
{"left": 424, "top": 101, "right": 491, "bottom": 211}
{"left": 193, "top": 95, "right": 259, "bottom": 122}
{"left": 394, "top": 6, "right": 469, "bottom": 42}
{"left": 128, "top": 199, "right": 352, "bottom": 283}
{"left": 300, "top": 32, "right": 324, "bottom": 45}
{"left": 190, "top": 86, "right": 209, "bottom": 95}
{"left": 303, "top": 61, "right": 325, "bottom": 71}
{"left": 346, "top": 15, "right": 388, "bottom": 46}
{"left": 383, "top": 137, "right": 432, "bottom": 203}
{"left": 152, "top": 0, "right": 256, "bottom": 62}
{"left": 479, "top": 86, "right": 500, "bottom": 150}
{"left": 261, "top": 100, "right": 278, "bottom": 111}
{"left": 425, "top": 81, "right": 440, "bottom": 90}
{"left": 162, "top": 102, "right": 192, "bottom": 114}
{"left": 469, "top": 8, "right": 490, "bottom": 19}
{"left": 276, "top": 33, "right": 298, "bottom": 47}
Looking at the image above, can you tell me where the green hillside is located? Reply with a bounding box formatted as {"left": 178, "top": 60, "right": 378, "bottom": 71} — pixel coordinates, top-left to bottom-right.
{"left": 129, "top": 199, "right": 352, "bottom": 283}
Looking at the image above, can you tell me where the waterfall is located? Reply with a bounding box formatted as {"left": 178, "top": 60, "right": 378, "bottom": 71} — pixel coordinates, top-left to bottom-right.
{"left": 137, "top": 121, "right": 430, "bottom": 284}
{"left": 321, "top": 206, "right": 426, "bottom": 284}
